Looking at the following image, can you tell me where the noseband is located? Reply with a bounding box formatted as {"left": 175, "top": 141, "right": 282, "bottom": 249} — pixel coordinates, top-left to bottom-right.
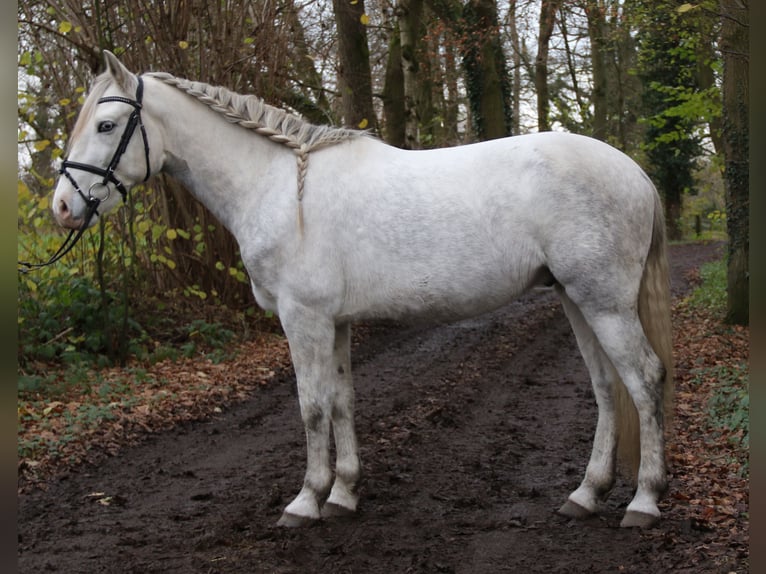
{"left": 19, "top": 76, "right": 151, "bottom": 272}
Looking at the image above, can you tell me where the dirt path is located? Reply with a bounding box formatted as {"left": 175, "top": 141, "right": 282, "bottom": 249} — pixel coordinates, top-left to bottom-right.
{"left": 18, "top": 242, "right": 731, "bottom": 574}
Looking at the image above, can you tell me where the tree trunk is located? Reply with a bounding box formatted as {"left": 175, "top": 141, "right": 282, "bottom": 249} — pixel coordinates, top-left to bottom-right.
{"left": 463, "top": 0, "right": 512, "bottom": 140}
{"left": 417, "top": 23, "right": 438, "bottom": 146}
{"left": 427, "top": 0, "right": 511, "bottom": 141}
{"left": 585, "top": 0, "right": 608, "bottom": 140}
{"left": 508, "top": 0, "right": 521, "bottom": 135}
{"left": 612, "top": 15, "right": 642, "bottom": 152}
{"left": 720, "top": 0, "right": 749, "bottom": 325}
{"left": 442, "top": 28, "right": 460, "bottom": 143}
{"left": 535, "top": 0, "right": 559, "bottom": 132}
{"left": 332, "top": 0, "right": 377, "bottom": 131}
{"left": 383, "top": 21, "right": 407, "bottom": 147}
{"left": 397, "top": 0, "right": 425, "bottom": 148}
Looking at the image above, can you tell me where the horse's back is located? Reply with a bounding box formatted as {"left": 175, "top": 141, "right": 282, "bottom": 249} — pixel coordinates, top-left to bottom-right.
{"left": 325, "top": 131, "right": 655, "bottom": 230}
{"left": 295, "top": 132, "right": 657, "bottom": 322}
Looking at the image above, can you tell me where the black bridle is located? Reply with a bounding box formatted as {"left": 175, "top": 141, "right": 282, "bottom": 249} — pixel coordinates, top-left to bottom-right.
{"left": 19, "top": 76, "right": 151, "bottom": 272}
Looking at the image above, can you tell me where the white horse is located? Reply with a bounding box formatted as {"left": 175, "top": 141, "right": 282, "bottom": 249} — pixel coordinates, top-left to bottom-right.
{"left": 52, "top": 52, "right": 673, "bottom": 529}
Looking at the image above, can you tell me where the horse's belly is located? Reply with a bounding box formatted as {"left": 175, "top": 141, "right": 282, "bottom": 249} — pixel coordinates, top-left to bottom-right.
{"left": 339, "top": 262, "right": 551, "bottom": 323}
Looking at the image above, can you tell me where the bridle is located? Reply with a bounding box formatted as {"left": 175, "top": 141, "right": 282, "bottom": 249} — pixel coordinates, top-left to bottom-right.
{"left": 19, "top": 76, "right": 151, "bottom": 272}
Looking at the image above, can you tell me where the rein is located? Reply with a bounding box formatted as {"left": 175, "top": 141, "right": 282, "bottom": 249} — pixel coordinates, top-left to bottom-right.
{"left": 19, "top": 76, "right": 151, "bottom": 273}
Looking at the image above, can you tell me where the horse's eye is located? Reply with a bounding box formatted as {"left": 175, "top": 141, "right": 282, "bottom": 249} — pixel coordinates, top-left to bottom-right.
{"left": 98, "top": 120, "right": 116, "bottom": 133}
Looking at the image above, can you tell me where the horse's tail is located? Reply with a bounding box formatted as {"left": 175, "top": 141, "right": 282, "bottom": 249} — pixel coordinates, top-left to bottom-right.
{"left": 615, "top": 190, "right": 674, "bottom": 481}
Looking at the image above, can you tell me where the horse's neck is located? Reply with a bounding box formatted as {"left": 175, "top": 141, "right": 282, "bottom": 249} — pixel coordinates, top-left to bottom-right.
{"left": 149, "top": 81, "right": 295, "bottom": 236}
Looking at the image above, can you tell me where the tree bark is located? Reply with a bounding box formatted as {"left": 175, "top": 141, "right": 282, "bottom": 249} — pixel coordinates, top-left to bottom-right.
{"left": 585, "top": 0, "right": 608, "bottom": 140}
{"left": 427, "top": 0, "right": 511, "bottom": 141}
{"left": 535, "top": 0, "right": 559, "bottom": 132}
{"left": 332, "top": 0, "right": 377, "bottom": 131}
{"left": 464, "top": 0, "right": 512, "bottom": 140}
{"left": 442, "top": 28, "right": 460, "bottom": 143}
{"left": 720, "top": 0, "right": 749, "bottom": 325}
{"left": 397, "top": 0, "right": 425, "bottom": 148}
{"left": 383, "top": 21, "right": 407, "bottom": 147}
{"left": 508, "top": 0, "right": 521, "bottom": 135}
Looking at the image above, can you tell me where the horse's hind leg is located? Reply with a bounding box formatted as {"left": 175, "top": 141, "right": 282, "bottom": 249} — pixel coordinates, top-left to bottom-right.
{"left": 321, "top": 322, "right": 362, "bottom": 518}
{"left": 572, "top": 302, "right": 667, "bottom": 528}
{"left": 556, "top": 288, "right": 620, "bottom": 519}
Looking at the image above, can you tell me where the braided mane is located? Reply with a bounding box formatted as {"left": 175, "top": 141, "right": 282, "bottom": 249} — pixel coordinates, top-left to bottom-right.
{"left": 147, "top": 72, "right": 364, "bottom": 231}
{"left": 147, "top": 72, "right": 361, "bottom": 153}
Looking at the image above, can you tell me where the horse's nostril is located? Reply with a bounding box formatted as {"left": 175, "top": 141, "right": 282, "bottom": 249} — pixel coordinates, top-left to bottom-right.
{"left": 58, "top": 199, "right": 70, "bottom": 216}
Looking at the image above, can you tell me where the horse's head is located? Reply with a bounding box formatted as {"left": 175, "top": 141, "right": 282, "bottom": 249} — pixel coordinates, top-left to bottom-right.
{"left": 52, "top": 51, "right": 158, "bottom": 229}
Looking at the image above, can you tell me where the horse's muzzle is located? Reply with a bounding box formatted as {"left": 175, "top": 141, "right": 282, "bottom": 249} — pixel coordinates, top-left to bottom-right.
{"left": 52, "top": 194, "right": 86, "bottom": 229}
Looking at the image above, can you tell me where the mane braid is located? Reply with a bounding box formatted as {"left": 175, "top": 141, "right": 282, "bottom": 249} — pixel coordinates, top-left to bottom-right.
{"left": 147, "top": 72, "right": 361, "bottom": 151}
{"left": 147, "top": 72, "right": 362, "bottom": 232}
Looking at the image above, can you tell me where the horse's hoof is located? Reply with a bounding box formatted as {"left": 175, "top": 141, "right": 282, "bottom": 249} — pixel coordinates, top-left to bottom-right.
{"left": 321, "top": 501, "right": 356, "bottom": 519}
{"left": 557, "top": 499, "right": 593, "bottom": 519}
{"left": 276, "top": 511, "right": 317, "bottom": 528}
{"left": 620, "top": 510, "right": 660, "bottom": 528}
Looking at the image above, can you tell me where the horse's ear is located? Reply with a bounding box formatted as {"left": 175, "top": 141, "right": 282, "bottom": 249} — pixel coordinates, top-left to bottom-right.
{"left": 103, "top": 50, "right": 133, "bottom": 91}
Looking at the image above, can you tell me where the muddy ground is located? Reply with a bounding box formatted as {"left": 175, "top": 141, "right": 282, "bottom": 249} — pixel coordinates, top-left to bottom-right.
{"left": 18, "top": 241, "right": 743, "bottom": 573}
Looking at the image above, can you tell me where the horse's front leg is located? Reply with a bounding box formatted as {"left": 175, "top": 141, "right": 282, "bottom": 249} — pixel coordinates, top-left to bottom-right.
{"left": 277, "top": 306, "right": 337, "bottom": 527}
{"left": 321, "top": 322, "right": 362, "bottom": 518}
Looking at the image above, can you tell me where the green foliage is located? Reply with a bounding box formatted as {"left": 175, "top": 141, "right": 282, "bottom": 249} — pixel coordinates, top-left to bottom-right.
{"left": 17, "top": 372, "right": 57, "bottom": 396}
{"left": 680, "top": 158, "right": 727, "bottom": 239}
{"left": 705, "top": 364, "right": 748, "bottom": 444}
{"left": 683, "top": 251, "right": 748, "bottom": 477}
{"left": 692, "top": 362, "right": 749, "bottom": 475}
{"left": 18, "top": 169, "right": 258, "bottom": 372}
{"left": 685, "top": 257, "right": 727, "bottom": 315}
{"left": 18, "top": 272, "right": 145, "bottom": 368}
{"left": 18, "top": 257, "right": 242, "bottom": 374}
{"left": 179, "top": 319, "right": 237, "bottom": 364}
{"left": 18, "top": 178, "right": 155, "bottom": 369}
{"left": 643, "top": 83, "right": 721, "bottom": 147}
{"left": 17, "top": 382, "right": 140, "bottom": 462}
{"left": 635, "top": 0, "right": 721, "bottom": 236}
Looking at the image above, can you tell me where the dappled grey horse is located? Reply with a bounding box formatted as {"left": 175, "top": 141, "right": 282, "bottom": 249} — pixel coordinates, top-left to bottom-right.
{"left": 52, "top": 51, "right": 673, "bottom": 529}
